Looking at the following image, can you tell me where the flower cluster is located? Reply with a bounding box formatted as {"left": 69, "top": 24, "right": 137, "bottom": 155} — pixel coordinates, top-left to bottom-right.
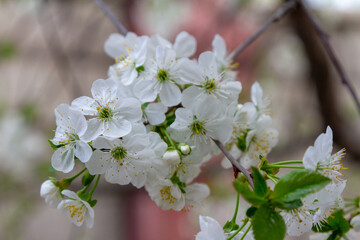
{"left": 42, "top": 31, "right": 280, "bottom": 228}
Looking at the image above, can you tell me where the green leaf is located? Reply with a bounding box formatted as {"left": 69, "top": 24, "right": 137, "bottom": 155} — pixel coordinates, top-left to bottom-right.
{"left": 313, "top": 210, "right": 350, "bottom": 236}
{"left": 271, "top": 199, "right": 303, "bottom": 210}
{"left": 251, "top": 167, "right": 268, "bottom": 197}
{"left": 82, "top": 172, "right": 95, "bottom": 186}
{"left": 253, "top": 204, "right": 286, "bottom": 240}
{"left": 272, "top": 169, "right": 331, "bottom": 202}
{"left": 233, "top": 180, "right": 266, "bottom": 205}
{"left": 246, "top": 206, "right": 258, "bottom": 218}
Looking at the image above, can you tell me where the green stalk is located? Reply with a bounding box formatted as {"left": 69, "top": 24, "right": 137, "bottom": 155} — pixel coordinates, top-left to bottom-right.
{"left": 160, "top": 127, "right": 177, "bottom": 150}
{"left": 266, "top": 165, "right": 304, "bottom": 169}
{"left": 88, "top": 175, "right": 101, "bottom": 197}
{"left": 239, "top": 223, "right": 252, "bottom": 240}
{"left": 270, "top": 160, "right": 303, "bottom": 165}
{"left": 267, "top": 174, "right": 278, "bottom": 184}
{"left": 226, "top": 218, "right": 249, "bottom": 240}
{"left": 65, "top": 167, "right": 87, "bottom": 182}
{"left": 231, "top": 192, "right": 240, "bottom": 223}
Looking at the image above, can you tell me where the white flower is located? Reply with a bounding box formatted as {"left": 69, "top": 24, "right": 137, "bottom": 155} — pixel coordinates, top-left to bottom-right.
{"left": 184, "top": 183, "right": 210, "bottom": 210}
{"left": 134, "top": 46, "right": 186, "bottom": 106}
{"left": 85, "top": 135, "right": 153, "bottom": 188}
{"left": 196, "top": 216, "right": 226, "bottom": 240}
{"left": 281, "top": 207, "right": 313, "bottom": 236}
{"left": 251, "top": 82, "right": 270, "bottom": 114}
{"left": 170, "top": 96, "right": 232, "bottom": 154}
{"left": 71, "top": 79, "right": 142, "bottom": 141}
{"left": 40, "top": 180, "right": 62, "bottom": 208}
{"left": 104, "top": 32, "right": 148, "bottom": 85}
{"left": 351, "top": 215, "right": 360, "bottom": 232}
{"left": 57, "top": 190, "right": 94, "bottom": 228}
{"left": 150, "top": 31, "right": 196, "bottom": 58}
{"left": 146, "top": 179, "right": 185, "bottom": 211}
{"left": 51, "top": 104, "right": 92, "bottom": 173}
{"left": 303, "top": 126, "right": 346, "bottom": 181}
{"left": 180, "top": 51, "right": 242, "bottom": 108}
{"left": 223, "top": 114, "right": 278, "bottom": 169}
{"left": 177, "top": 150, "right": 204, "bottom": 183}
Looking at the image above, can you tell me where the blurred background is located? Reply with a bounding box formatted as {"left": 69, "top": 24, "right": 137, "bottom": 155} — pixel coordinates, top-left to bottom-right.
{"left": 0, "top": 0, "right": 360, "bottom": 239}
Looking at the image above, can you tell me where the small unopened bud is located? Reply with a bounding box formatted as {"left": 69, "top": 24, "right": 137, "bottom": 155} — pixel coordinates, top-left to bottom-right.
{"left": 180, "top": 144, "right": 191, "bottom": 155}
{"left": 162, "top": 150, "right": 181, "bottom": 165}
{"left": 237, "top": 104, "right": 243, "bottom": 111}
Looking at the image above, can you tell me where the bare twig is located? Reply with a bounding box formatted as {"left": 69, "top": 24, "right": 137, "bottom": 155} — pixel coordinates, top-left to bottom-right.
{"left": 229, "top": 0, "right": 297, "bottom": 60}
{"left": 94, "top": 0, "right": 128, "bottom": 35}
{"left": 212, "top": 139, "right": 254, "bottom": 187}
{"left": 297, "top": 0, "right": 360, "bottom": 114}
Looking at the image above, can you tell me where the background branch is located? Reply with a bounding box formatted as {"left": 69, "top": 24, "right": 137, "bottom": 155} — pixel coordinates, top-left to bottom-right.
{"left": 229, "top": 0, "right": 297, "bottom": 60}
{"left": 298, "top": 0, "right": 360, "bottom": 114}
{"left": 94, "top": 0, "right": 128, "bottom": 35}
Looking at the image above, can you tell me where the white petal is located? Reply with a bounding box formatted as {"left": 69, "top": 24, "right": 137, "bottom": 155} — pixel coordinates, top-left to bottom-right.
{"left": 173, "top": 31, "right": 196, "bottom": 58}
{"left": 212, "top": 34, "right": 227, "bottom": 60}
{"left": 51, "top": 146, "right": 75, "bottom": 173}
{"left": 196, "top": 216, "right": 226, "bottom": 240}
{"left": 134, "top": 80, "right": 159, "bottom": 103}
{"left": 177, "top": 58, "right": 202, "bottom": 84}
{"left": 159, "top": 82, "right": 182, "bottom": 107}
{"left": 85, "top": 150, "right": 111, "bottom": 175}
{"left": 71, "top": 96, "right": 98, "bottom": 116}
{"left": 198, "top": 51, "right": 218, "bottom": 76}
{"left": 81, "top": 119, "right": 104, "bottom": 142}
{"left": 91, "top": 79, "right": 117, "bottom": 104}
{"left": 75, "top": 141, "right": 93, "bottom": 163}
{"left": 103, "top": 118, "right": 132, "bottom": 138}
{"left": 251, "top": 82, "right": 263, "bottom": 107}
{"left": 115, "top": 97, "right": 142, "bottom": 122}
{"left": 303, "top": 146, "right": 318, "bottom": 170}
{"left": 145, "top": 102, "right": 167, "bottom": 125}
{"left": 181, "top": 86, "right": 202, "bottom": 108}
{"left": 104, "top": 33, "right": 126, "bottom": 59}
{"left": 171, "top": 108, "right": 193, "bottom": 130}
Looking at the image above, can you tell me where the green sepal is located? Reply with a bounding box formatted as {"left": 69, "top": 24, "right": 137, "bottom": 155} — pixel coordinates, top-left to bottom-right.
{"left": 170, "top": 174, "right": 186, "bottom": 194}
{"left": 89, "top": 199, "right": 98, "bottom": 208}
{"left": 312, "top": 210, "right": 350, "bottom": 237}
{"left": 236, "top": 131, "right": 248, "bottom": 152}
{"left": 223, "top": 221, "right": 239, "bottom": 233}
{"left": 48, "top": 139, "right": 64, "bottom": 150}
{"left": 251, "top": 167, "right": 269, "bottom": 198}
{"left": 253, "top": 204, "right": 286, "bottom": 240}
{"left": 259, "top": 156, "right": 279, "bottom": 175}
{"left": 78, "top": 192, "right": 91, "bottom": 202}
{"left": 82, "top": 172, "right": 95, "bottom": 186}
{"left": 136, "top": 65, "right": 145, "bottom": 73}
{"left": 246, "top": 206, "right": 258, "bottom": 218}
{"left": 233, "top": 179, "right": 266, "bottom": 205}
{"left": 272, "top": 169, "right": 331, "bottom": 202}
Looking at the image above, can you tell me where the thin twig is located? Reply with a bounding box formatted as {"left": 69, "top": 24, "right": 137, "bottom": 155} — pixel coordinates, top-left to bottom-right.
{"left": 94, "top": 0, "right": 128, "bottom": 35}
{"left": 298, "top": 0, "right": 360, "bottom": 114}
{"left": 229, "top": 0, "right": 297, "bottom": 60}
{"left": 212, "top": 139, "right": 254, "bottom": 187}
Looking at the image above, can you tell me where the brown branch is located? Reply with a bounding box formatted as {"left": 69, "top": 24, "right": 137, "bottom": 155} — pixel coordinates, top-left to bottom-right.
{"left": 212, "top": 139, "right": 254, "bottom": 187}
{"left": 297, "top": 0, "right": 360, "bottom": 114}
{"left": 94, "top": 0, "right": 128, "bottom": 35}
{"left": 229, "top": 0, "right": 297, "bottom": 60}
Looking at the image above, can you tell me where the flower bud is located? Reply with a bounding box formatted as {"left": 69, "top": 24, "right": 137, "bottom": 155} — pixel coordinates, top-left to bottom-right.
{"left": 180, "top": 144, "right": 191, "bottom": 155}
{"left": 40, "top": 179, "right": 62, "bottom": 208}
{"left": 351, "top": 215, "right": 360, "bottom": 232}
{"left": 162, "top": 150, "right": 181, "bottom": 166}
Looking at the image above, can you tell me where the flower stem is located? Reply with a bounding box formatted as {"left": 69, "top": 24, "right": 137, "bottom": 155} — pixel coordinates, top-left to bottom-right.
{"left": 160, "top": 127, "right": 177, "bottom": 150}
{"left": 266, "top": 165, "right": 304, "bottom": 169}
{"left": 226, "top": 218, "right": 249, "bottom": 240}
{"left": 271, "top": 160, "right": 303, "bottom": 165}
{"left": 267, "top": 174, "right": 278, "bottom": 184}
{"left": 89, "top": 175, "right": 101, "bottom": 197}
{"left": 239, "top": 222, "right": 252, "bottom": 240}
{"left": 231, "top": 192, "right": 240, "bottom": 223}
{"left": 344, "top": 207, "right": 357, "bottom": 215}
{"left": 65, "top": 167, "right": 87, "bottom": 182}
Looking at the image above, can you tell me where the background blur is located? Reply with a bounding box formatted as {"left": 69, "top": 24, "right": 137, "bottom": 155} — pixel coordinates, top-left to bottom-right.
{"left": 0, "top": 0, "right": 360, "bottom": 239}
